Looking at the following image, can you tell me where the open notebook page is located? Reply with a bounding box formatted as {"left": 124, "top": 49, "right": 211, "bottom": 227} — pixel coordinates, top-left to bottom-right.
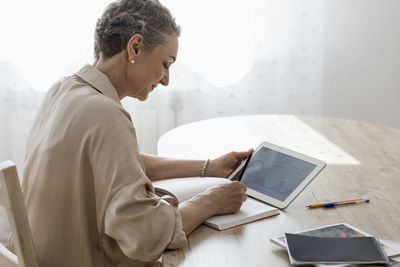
{"left": 153, "top": 177, "right": 229, "bottom": 202}
{"left": 153, "top": 177, "right": 279, "bottom": 230}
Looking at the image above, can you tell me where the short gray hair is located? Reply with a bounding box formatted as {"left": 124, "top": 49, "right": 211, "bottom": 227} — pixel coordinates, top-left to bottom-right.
{"left": 94, "top": 0, "right": 180, "bottom": 59}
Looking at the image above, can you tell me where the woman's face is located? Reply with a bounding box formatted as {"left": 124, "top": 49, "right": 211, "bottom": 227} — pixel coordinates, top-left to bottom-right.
{"left": 126, "top": 34, "right": 178, "bottom": 101}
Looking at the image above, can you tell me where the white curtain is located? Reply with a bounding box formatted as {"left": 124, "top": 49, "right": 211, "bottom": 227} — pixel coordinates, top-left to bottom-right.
{"left": 0, "top": 0, "right": 323, "bottom": 244}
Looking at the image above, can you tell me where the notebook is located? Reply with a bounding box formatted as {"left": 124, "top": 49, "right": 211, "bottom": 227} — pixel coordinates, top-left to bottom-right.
{"left": 153, "top": 177, "right": 279, "bottom": 230}
{"left": 271, "top": 222, "right": 400, "bottom": 267}
{"left": 285, "top": 233, "right": 390, "bottom": 265}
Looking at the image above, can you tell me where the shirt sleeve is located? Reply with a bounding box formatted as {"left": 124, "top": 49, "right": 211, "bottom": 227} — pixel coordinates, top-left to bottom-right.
{"left": 87, "top": 99, "right": 187, "bottom": 262}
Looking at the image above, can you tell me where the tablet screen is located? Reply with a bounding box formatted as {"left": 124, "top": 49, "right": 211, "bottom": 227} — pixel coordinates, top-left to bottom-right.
{"left": 239, "top": 147, "right": 317, "bottom": 202}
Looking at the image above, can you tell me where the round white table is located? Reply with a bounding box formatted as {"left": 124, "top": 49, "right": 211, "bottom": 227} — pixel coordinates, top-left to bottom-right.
{"left": 158, "top": 115, "right": 400, "bottom": 267}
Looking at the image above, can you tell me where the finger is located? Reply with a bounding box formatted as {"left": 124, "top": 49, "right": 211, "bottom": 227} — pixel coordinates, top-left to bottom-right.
{"left": 233, "top": 150, "right": 253, "bottom": 161}
{"left": 238, "top": 182, "right": 247, "bottom": 192}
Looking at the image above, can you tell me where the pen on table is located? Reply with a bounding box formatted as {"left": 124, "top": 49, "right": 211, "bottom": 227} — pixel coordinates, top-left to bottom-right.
{"left": 306, "top": 198, "right": 370, "bottom": 208}
{"left": 238, "top": 153, "right": 253, "bottom": 182}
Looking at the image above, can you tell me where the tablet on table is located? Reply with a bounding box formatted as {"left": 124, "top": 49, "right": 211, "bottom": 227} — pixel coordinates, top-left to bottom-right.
{"left": 228, "top": 141, "right": 326, "bottom": 209}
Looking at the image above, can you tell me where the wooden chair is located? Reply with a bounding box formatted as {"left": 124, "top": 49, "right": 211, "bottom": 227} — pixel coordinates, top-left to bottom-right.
{"left": 0, "top": 161, "right": 38, "bottom": 267}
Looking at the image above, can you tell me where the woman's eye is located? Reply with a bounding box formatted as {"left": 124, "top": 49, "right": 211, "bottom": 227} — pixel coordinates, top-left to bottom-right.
{"left": 163, "top": 63, "right": 169, "bottom": 69}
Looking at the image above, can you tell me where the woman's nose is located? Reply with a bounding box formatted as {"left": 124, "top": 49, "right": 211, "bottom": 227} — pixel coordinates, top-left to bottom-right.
{"left": 160, "top": 70, "right": 169, "bottom": 86}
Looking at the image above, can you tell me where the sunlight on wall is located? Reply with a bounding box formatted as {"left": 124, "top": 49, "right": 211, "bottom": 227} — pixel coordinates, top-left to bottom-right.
{"left": 0, "top": 0, "right": 112, "bottom": 91}
{"left": 1, "top": 0, "right": 255, "bottom": 90}
{"left": 162, "top": 0, "right": 256, "bottom": 87}
{"left": 0, "top": 0, "right": 321, "bottom": 91}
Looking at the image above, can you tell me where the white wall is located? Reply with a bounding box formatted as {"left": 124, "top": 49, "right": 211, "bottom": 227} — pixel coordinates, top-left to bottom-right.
{"left": 321, "top": 0, "right": 400, "bottom": 127}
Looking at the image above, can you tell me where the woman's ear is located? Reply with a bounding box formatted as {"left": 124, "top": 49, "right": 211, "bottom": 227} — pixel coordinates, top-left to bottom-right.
{"left": 127, "top": 34, "right": 144, "bottom": 62}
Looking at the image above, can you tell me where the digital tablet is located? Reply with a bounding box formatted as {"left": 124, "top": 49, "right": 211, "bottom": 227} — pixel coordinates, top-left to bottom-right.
{"left": 228, "top": 141, "right": 326, "bottom": 209}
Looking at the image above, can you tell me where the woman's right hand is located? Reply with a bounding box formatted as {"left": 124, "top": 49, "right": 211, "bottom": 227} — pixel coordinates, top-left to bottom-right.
{"left": 179, "top": 181, "right": 247, "bottom": 235}
{"left": 203, "top": 181, "right": 247, "bottom": 215}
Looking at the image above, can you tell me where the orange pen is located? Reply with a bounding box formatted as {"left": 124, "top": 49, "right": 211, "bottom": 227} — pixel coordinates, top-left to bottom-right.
{"left": 306, "top": 198, "right": 369, "bottom": 208}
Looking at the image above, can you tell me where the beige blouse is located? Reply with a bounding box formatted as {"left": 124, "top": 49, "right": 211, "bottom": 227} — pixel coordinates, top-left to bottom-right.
{"left": 21, "top": 64, "right": 187, "bottom": 267}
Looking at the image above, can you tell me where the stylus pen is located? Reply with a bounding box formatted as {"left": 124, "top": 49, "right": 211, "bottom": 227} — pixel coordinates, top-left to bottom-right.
{"left": 238, "top": 153, "right": 253, "bottom": 182}
{"left": 306, "top": 198, "right": 370, "bottom": 208}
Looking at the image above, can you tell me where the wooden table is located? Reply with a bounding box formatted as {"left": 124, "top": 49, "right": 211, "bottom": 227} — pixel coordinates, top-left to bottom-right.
{"left": 158, "top": 115, "right": 400, "bottom": 266}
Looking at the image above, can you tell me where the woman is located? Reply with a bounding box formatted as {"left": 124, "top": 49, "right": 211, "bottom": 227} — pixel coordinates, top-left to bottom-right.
{"left": 20, "top": 0, "right": 250, "bottom": 266}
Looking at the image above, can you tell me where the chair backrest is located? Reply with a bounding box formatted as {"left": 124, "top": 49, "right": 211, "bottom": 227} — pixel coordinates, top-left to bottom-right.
{"left": 0, "top": 161, "right": 38, "bottom": 267}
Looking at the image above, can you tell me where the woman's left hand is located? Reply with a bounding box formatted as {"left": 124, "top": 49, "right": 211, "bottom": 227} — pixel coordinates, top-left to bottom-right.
{"left": 206, "top": 149, "right": 253, "bottom": 178}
